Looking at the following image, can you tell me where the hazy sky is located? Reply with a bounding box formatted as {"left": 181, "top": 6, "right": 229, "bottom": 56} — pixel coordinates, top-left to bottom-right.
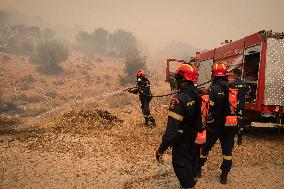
{"left": 1, "top": 0, "right": 284, "bottom": 49}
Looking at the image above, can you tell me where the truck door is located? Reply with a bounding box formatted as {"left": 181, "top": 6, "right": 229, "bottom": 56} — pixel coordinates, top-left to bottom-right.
{"left": 243, "top": 45, "right": 262, "bottom": 103}
{"left": 264, "top": 38, "right": 284, "bottom": 107}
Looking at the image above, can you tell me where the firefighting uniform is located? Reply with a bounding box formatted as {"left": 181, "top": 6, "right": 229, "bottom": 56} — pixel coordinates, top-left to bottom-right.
{"left": 194, "top": 95, "right": 209, "bottom": 176}
{"left": 198, "top": 78, "right": 236, "bottom": 174}
{"left": 229, "top": 78, "right": 247, "bottom": 143}
{"left": 229, "top": 78, "right": 247, "bottom": 116}
{"left": 136, "top": 76, "right": 155, "bottom": 125}
{"left": 158, "top": 85, "right": 203, "bottom": 188}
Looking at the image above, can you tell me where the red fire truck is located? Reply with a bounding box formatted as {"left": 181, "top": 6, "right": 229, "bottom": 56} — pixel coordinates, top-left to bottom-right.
{"left": 165, "top": 30, "right": 284, "bottom": 127}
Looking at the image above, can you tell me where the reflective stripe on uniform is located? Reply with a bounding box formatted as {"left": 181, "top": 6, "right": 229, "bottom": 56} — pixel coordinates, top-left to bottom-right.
{"left": 209, "top": 100, "right": 214, "bottom": 106}
{"left": 223, "top": 155, "right": 232, "bottom": 160}
{"left": 200, "top": 155, "right": 207, "bottom": 159}
{"left": 195, "top": 141, "right": 205, "bottom": 144}
{"left": 177, "top": 129, "right": 184, "bottom": 134}
{"left": 186, "top": 100, "right": 195, "bottom": 107}
{"left": 168, "top": 111, "right": 184, "bottom": 121}
{"left": 225, "top": 123, "right": 237, "bottom": 126}
{"left": 207, "top": 118, "right": 214, "bottom": 123}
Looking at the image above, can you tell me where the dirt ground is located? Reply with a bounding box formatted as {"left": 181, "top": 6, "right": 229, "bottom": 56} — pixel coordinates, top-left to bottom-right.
{"left": 0, "top": 53, "right": 283, "bottom": 188}
{"left": 1, "top": 95, "right": 283, "bottom": 189}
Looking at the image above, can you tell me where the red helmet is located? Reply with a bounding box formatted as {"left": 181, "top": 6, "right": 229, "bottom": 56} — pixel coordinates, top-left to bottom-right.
{"left": 212, "top": 63, "right": 228, "bottom": 77}
{"left": 136, "top": 71, "right": 144, "bottom": 77}
{"left": 175, "top": 64, "right": 199, "bottom": 83}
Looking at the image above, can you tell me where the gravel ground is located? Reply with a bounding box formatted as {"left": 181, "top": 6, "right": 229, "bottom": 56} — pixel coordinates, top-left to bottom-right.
{"left": 0, "top": 96, "right": 284, "bottom": 189}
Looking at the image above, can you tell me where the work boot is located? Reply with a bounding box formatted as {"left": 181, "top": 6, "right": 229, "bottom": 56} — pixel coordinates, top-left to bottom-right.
{"left": 220, "top": 172, "right": 228, "bottom": 184}
{"left": 145, "top": 116, "right": 155, "bottom": 127}
{"left": 149, "top": 116, "right": 156, "bottom": 127}
{"left": 237, "top": 128, "right": 243, "bottom": 145}
{"left": 144, "top": 116, "right": 149, "bottom": 126}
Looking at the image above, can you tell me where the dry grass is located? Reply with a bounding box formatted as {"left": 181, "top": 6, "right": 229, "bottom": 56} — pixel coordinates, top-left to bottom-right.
{"left": 1, "top": 53, "right": 283, "bottom": 188}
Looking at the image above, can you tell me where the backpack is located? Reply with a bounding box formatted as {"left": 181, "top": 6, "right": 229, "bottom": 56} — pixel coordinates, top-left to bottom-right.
{"left": 195, "top": 95, "right": 209, "bottom": 144}
{"left": 225, "top": 88, "right": 238, "bottom": 127}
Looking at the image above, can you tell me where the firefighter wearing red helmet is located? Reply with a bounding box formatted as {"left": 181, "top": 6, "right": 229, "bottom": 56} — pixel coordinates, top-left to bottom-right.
{"left": 128, "top": 71, "right": 156, "bottom": 126}
{"left": 196, "top": 62, "right": 235, "bottom": 184}
{"left": 212, "top": 62, "right": 228, "bottom": 77}
{"left": 156, "top": 64, "right": 203, "bottom": 189}
{"left": 136, "top": 70, "right": 145, "bottom": 77}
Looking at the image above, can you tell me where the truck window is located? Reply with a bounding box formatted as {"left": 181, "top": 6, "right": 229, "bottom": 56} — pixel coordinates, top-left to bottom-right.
{"left": 197, "top": 59, "right": 213, "bottom": 88}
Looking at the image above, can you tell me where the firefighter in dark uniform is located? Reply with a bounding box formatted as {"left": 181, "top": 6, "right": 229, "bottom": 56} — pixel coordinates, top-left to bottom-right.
{"left": 128, "top": 71, "right": 156, "bottom": 126}
{"left": 197, "top": 63, "right": 236, "bottom": 184}
{"left": 156, "top": 64, "right": 203, "bottom": 189}
{"left": 229, "top": 68, "right": 247, "bottom": 145}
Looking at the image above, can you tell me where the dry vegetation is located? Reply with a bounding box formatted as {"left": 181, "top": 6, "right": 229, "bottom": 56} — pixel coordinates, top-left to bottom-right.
{"left": 0, "top": 53, "right": 283, "bottom": 189}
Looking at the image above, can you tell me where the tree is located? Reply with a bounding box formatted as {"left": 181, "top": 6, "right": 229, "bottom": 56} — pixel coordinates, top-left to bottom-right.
{"left": 92, "top": 28, "right": 108, "bottom": 55}
{"left": 42, "top": 28, "right": 55, "bottom": 41}
{"left": 74, "top": 28, "right": 138, "bottom": 58}
{"left": 31, "top": 40, "right": 69, "bottom": 74}
{"left": 109, "top": 29, "right": 137, "bottom": 57}
{"left": 74, "top": 31, "right": 94, "bottom": 56}
{"left": 119, "top": 49, "right": 147, "bottom": 84}
{"left": 75, "top": 28, "right": 109, "bottom": 56}
{"left": 0, "top": 24, "right": 41, "bottom": 56}
{"left": 0, "top": 10, "right": 9, "bottom": 26}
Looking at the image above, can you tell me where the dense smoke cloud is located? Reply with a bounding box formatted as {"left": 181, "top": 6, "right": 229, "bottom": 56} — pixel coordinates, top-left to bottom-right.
{"left": 0, "top": 0, "right": 284, "bottom": 54}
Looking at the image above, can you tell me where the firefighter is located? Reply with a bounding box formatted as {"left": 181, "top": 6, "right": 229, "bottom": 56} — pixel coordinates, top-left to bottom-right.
{"left": 197, "top": 63, "right": 236, "bottom": 184}
{"left": 156, "top": 64, "right": 203, "bottom": 189}
{"left": 128, "top": 71, "right": 156, "bottom": 126}
{"left": 229, "top": 68, "right": 247, "bottom": 145}
{"left": 194, "top": 94, "right": 209, "bottom": 178}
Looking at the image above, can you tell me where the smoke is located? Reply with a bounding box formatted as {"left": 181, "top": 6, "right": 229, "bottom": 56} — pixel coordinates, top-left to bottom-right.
{"left": 158, "top": 41, "right": 201, "bottom": 60}
{"left": 0, "top": 8, "right": 211, "bottom": 59}
{"left": 0, "top": 9, "right": 47, "bottom": 28}
{"left": 1, "top": 0, "right": 283, "bottom": 58}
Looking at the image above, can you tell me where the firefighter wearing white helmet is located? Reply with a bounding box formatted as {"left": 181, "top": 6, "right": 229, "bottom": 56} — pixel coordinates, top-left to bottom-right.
{"left": 156, "top": 64, "right": 203, "bottom": 189}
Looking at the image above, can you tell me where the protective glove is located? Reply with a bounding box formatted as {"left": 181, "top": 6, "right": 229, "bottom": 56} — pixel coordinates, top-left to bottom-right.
{"left": 127, "top": 89, "right": 132, "bottom": 93}
{"left": 155, "top": 150, "right": 164, "bottom": 164}
{"left": 237, "top": 110, "right": 243, "bottom": 116}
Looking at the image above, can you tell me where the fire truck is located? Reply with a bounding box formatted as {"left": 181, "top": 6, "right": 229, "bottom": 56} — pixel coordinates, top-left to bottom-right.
{"left": 165, "top": 30, "right": 284, "bottom": 128}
